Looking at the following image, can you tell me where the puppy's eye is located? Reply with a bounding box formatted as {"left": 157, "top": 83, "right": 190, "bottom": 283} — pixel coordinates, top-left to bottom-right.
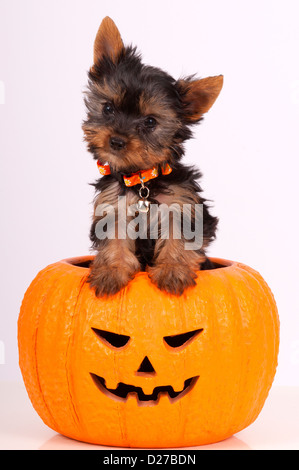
{"left": 92, "top": 327, "right": 130, "bottom": 348}
{"left": 103, "top": 103, "right": 114, "bottom": 116}
{"left": 144, "top": 116, "right": 157, "bottom": 129}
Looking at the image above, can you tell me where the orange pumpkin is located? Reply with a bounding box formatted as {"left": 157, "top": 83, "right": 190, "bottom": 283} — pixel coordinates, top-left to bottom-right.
{"left": 18, "top": 256, "right": 279, "bottom": 447}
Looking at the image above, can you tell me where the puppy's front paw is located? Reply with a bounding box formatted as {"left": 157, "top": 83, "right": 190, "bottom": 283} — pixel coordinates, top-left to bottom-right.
{"left": 88, "top": 265, "right": 134, "bottom": 297}
{"left": 148, "top": 263, "right": 197, "bottom": 295}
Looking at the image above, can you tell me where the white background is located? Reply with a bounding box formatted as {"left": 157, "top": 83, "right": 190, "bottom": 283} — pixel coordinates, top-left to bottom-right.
{"left": 0, "top": 0, "right": 298, "bottom": 385}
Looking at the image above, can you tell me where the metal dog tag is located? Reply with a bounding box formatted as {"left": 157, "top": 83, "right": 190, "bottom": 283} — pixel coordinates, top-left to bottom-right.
{"left": 138, "top": 180, "right": 150, "bottom": 213}
{"left": 137, "top": 199, "right": 150, "bottom": 213}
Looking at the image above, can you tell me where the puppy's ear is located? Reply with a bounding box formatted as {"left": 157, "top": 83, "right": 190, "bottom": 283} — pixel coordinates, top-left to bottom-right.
{"left": 177, "top": 75, "right": 223, "bottom": 122}
{"left": 93, "top": 17, "right": 124, "bottom": 64}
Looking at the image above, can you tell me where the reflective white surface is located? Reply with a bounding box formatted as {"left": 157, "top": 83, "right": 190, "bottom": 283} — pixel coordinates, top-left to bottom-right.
{"left": 0, "top": 382, "right": 298, "bottom": 450}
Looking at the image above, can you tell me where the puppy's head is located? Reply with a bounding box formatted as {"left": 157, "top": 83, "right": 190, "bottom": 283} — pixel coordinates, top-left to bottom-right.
{"left": 83, "top": 17, "right": 223, "bottom": 173}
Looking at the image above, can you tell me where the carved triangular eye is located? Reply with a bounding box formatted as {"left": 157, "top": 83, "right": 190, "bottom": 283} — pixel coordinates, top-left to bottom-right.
{"left": 92, "top": 328, "right": 130, "bottom": 348}
{"left": 164, "top": 329, "right": 203, "bottom": 349}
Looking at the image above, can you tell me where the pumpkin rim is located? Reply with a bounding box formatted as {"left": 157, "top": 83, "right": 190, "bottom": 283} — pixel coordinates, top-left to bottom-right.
{"left": 60, "top": 256, "right": 236, "bottom": 277}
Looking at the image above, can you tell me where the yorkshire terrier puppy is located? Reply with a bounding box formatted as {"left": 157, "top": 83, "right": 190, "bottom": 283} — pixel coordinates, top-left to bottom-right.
{"left": 83, "top": 17, "right": 223, "bottom": 297}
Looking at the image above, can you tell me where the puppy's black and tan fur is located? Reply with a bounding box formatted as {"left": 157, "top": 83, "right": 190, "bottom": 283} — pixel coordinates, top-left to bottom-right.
{"left": 83, "top": 17, "right": 223, "bottom": 297}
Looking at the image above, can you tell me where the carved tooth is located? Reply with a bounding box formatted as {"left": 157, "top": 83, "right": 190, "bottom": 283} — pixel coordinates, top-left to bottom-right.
{"left": 104, "top": 378, "right": 119, "bottom": 391}
{"left": 126, "top": 392, "right": 138, "bottom": 403}
{"left": 171, "top": 380, "right": 185, "bottom": 393}
{"left": 140, "top": 382, "right": 155, "bottom": 396}
{"left": 157, "top": 391, "right": 171, "bottom": 404}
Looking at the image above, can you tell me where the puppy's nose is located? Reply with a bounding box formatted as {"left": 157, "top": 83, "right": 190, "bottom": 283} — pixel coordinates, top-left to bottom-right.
{"left": 110, "top": 136, "right": 126, "bottom": 151}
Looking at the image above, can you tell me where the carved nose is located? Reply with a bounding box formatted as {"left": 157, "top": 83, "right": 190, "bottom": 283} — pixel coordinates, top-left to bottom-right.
{"left": 136, "top": 356, "right": 156, "bottom": 375}
{"left": 110, "top": 136, "right": 126, "bottom": 150}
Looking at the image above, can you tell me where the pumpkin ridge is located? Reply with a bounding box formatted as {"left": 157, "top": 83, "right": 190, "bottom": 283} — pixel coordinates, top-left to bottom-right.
{"left": 201, "top": 271, "right": 224, "bottom": 436}
{"left": 177, "top": 294, "right": 187, "bottom": 439}
{"left": 222, "top": 267, "right": 262, "bottom": 430}
{"left": 36, "top": 265, "right": 92, "bottom": 439}
{"left": 116, "top": 286, "right": 130, "bottom": 447}
{"left": 216, "top": 268, "right": 248, "bottom": 433}
{"left": 225, "top": 266, "right": 278, "bottom": 429}
{"left": 35, "top": 271, "right": 61, "bottom": 431}
{"left": 235, "top": 265, "right": 280, "bottom": 382}
{"left": 20, "top": 265, "right": 64, "bottom": 433}
{"left": 237, "top": 264, "right": 279, "bottom": 337}
{"left": 236, "top": 264, "right": 280, "bottom": 365}
{"left": 64, "top": 273, "right": 89, "bottom": 436}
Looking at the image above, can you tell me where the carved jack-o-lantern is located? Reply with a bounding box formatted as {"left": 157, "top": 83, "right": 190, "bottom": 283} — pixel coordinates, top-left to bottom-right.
{"left": 18, "top": 256, "right": 279, "bottom": 447}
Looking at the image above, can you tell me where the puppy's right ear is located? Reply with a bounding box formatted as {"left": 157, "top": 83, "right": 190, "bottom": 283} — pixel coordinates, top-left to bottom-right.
{"left": 93, "top": 17, "right": 124, "bottom": 64}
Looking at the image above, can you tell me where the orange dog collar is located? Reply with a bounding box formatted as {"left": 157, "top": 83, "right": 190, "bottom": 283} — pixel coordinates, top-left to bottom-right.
{"left": 97, "top": 161, "right": 172, "bottom": 187}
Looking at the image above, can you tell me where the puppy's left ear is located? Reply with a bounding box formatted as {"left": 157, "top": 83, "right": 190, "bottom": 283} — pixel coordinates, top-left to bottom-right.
{"left": 93, "top": 17, "right": 124, "bottom": 64}
{"left": 177, "top": 75, "right": 223, "bottom": 122}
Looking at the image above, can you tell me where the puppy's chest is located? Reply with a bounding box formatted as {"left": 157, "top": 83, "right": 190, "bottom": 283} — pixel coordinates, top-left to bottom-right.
{"left": 94, "top": 179, "right": 200, "bottom": 218}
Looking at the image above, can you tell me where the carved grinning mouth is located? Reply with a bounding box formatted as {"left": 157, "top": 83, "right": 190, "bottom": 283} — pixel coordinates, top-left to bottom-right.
{"left": 90, "top": 373, "right": 199, "bottom": 405}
